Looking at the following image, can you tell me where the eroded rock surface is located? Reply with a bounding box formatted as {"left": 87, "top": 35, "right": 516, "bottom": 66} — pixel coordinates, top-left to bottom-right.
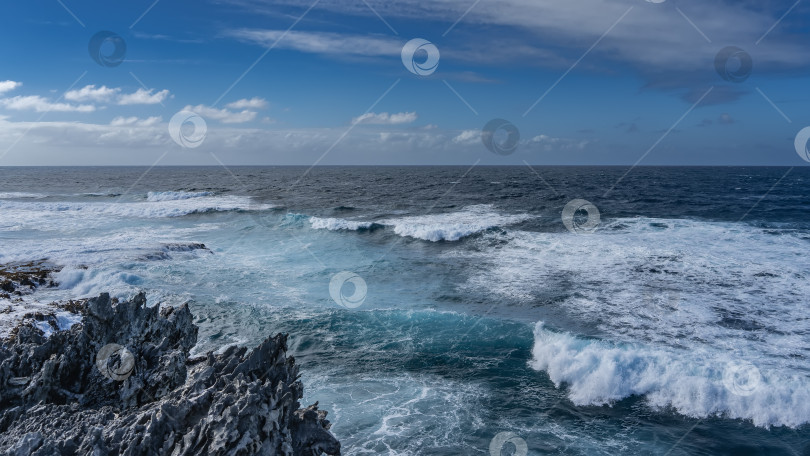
{"left": 0, "top": 261, "right": 60, "bottom": 300}
{"left": 0, "top": 292, "right": 340, "bottom": 455}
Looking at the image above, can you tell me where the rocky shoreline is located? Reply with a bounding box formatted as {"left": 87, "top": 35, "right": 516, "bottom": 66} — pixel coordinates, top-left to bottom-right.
{"left": 0, "top": 264, "right": 341, "bottom": 455}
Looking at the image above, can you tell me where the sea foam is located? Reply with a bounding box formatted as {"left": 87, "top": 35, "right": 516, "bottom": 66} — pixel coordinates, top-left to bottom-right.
{"left": 530, "top": 322, "right": 810, "bottom": 428}
{"left": 309, "top": 205, "right": 532, "bottom": 241}
{"left": 146, "top": 191, "right": 214, "bottom": 202}
{"left": 0, "top": 194, "right": 271, "bottom": 224}
{"left": 0, "top": 192, "right": 48, "bottom": 199}
{"left": 309, "top": 217, "right": 379, "bottom": 231}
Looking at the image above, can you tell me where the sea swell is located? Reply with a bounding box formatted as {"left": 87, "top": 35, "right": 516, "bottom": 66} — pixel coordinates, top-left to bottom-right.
{"left": 0, "top": 194, "right": 273, "bottom": 223}
{"left": 146, "top": 190, "right": 214, "bottom": 201}
{"left": 309, "top": 205, "right": 533, "bottom": 241}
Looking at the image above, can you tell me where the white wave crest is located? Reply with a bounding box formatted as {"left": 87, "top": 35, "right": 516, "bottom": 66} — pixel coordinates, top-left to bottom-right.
{"left": 384, "top": 205, "right": 532, "bottom": 241}
{"left": 0, "top": 195, "right": 272, "bottom": 223}
{"left": 0, "top": 192, "right": 48, "bottom": 199}
{"left": 310, "top": 217, "right": 377, "bottom": 231}
{"left": 530, "top": 322, "right": 810, "bottom": 428}
{"left": 309, "top": 205, "right": 532, "bottom": 241}
{"left": 146, "top": 191, "right": 214, "bottom": 201}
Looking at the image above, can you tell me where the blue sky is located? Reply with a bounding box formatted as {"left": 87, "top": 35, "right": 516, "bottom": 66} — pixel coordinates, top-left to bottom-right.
{"left": 0, "top": 0, "right": 808, "bottom": 165}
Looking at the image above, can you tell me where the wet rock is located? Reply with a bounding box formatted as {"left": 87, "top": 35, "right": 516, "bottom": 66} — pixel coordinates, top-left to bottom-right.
{"left": 0, "top": 261, "right": 60, "bottom": 299}
{"left": 0, "top": 293, "right": 340, "bottom": 455}
{"left": 161, "top": 242, "right": 209, "bottom": 252}
{"left": 138, "top": 243, "right": 212, "bottom": 262}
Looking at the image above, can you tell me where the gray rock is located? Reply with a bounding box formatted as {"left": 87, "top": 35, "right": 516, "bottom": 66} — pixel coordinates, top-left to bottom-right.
{"left": 0, "top": 293, "right": 341, "bottom": 455}
{"left": 0, "top": 261, "right": 60, "bottom": 299}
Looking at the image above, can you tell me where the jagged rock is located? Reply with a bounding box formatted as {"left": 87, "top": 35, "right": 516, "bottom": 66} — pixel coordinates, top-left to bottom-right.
{"left": 0, "top": 261, "right": 60, "bottom": 299}
{"left": 0, "top": 293, "right": 340, "bottom": 455}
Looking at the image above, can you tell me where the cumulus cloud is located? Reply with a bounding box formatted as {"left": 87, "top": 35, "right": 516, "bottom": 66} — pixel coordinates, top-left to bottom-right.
{"left": 183, "top": 104, "right": 258, "bottom": 124}
{"left": 61, "top": 85, "right": 173, "bottom": 105}
{"left": 452, "top": 130, "right": 479, "bottom": 144}
{"left": 0, "top": 116, "right": 462, "bottom": 164}
{"left": 0, "top": 95, "right": 95, "bottom": 113}
{"left": 0, "top": 84, "right": 175, "bottom": 116}
{"left": 117, "top": 88, "right": 171, "bottom": 105}
{"left": 0, "top": 81, "right": 22, "bottom": 95}
{"left": 110, "top": 116, "right": 163, "bottom": 127}
{"left": 65, "top": 85, "right": 120, "bottom": 102}
{"left": 352, "top": 111, "right": 417, "bottom": 125}
{"left": 529, "top": 134, "right": 589, "bottom": 151}
{"left": 226, "top": 97, "right": 268, "bottom": 110}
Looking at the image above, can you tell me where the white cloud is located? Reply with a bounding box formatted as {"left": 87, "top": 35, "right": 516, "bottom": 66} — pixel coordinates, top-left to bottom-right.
{"left": 452, "top": 130, "right": 478, "bottom": 144}
{"left": 226, "top": 97, "right": 268, "bottom": 110}
{"left": 529, "top": 134, "right": 589, "bottom": 151}
{"left": 117, "top": 88, "right": 171, "bottom": 105}
{"left": 227, "top": 29, "right": 400, "bottom": 58}
{"left": 0, "top": 116, "right": 450, "bottom": 164}
{"left": 0, "top": 95, "right": 95, "bottom": 113}
{"left": 0, "top": 81, "right": 22, "bottom": 95}
{"left": 0, "top": 116, "right": 747, "bottom": 166}
{"left": 65, "top": 85, "right": 120, "bottom": 102}
{"left": 110, "top": 116, "right": 162, "bottom": 127}
{"left": 63, "top": 85, "right": 173, "bottom": 105}
{"left": 352, "top": 111, "right": 417, "bottom": 125}
{"left": 183, "top": 104, "right": 257, "bottom": 124}
{"left": 231, "top": 0, "right": 810, "bottom": 77}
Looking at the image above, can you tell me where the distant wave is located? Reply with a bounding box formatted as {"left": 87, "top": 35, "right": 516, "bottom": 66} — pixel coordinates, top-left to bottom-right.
{"left": 310, "top": 217, "right": 381, "bottom": 232}
{"left": 78, "top": 192, "right": 121, "bottom": 198}
{"left": 146, "top": 191, "right": 214, "bottom": 202}
{"left": 530, "top": 322, "right": 810, "bottom": 428}
{"left": 0, "top": 191, "right": 123, "bottom": 199}
{"left": 0, "top": 195, "right": 272, "bottom": 219}
{"left": 0, "top": 192, "right": 48, "bottom": 199}
{"left": 309, "top": 205, "right": 532, "bottom": 241}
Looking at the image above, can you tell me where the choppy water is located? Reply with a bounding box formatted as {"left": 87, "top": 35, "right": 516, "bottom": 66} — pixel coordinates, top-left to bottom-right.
{"left": 1, "top": 166, "right": 808, "bottom": 455}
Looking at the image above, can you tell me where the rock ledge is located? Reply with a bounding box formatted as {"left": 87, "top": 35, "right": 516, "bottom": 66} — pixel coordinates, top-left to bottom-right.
{"left": 0, "top": 292, "right": 340, "bottom": 456}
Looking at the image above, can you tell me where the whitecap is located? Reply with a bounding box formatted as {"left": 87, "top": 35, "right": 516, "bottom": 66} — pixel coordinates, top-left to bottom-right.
{"left": 146, "top": 191, "right": 214, "bottom": 202}
{"left": 309, "top": 205, "right": 532, "bottom": 242}
{"left": 0, "top": 195, "right": 273, "bottom": 224}
{"left": 530, "top": 322, "right": 810, "bottom": 429}
{"left": 310, "top": 217, "right": 379, "bottom": 231}
{"left": 0, "top": 192, "right": 48, "bottom": 199}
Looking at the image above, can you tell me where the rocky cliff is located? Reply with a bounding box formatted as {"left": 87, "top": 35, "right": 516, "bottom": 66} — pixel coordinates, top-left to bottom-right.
{"left": 0, "top": 292, "right": 340, "bottom": 456}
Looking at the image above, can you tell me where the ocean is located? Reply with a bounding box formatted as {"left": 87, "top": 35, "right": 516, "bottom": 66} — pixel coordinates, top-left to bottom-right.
{"left": 0, "top": 166, "right": 808, "bottom": 455}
